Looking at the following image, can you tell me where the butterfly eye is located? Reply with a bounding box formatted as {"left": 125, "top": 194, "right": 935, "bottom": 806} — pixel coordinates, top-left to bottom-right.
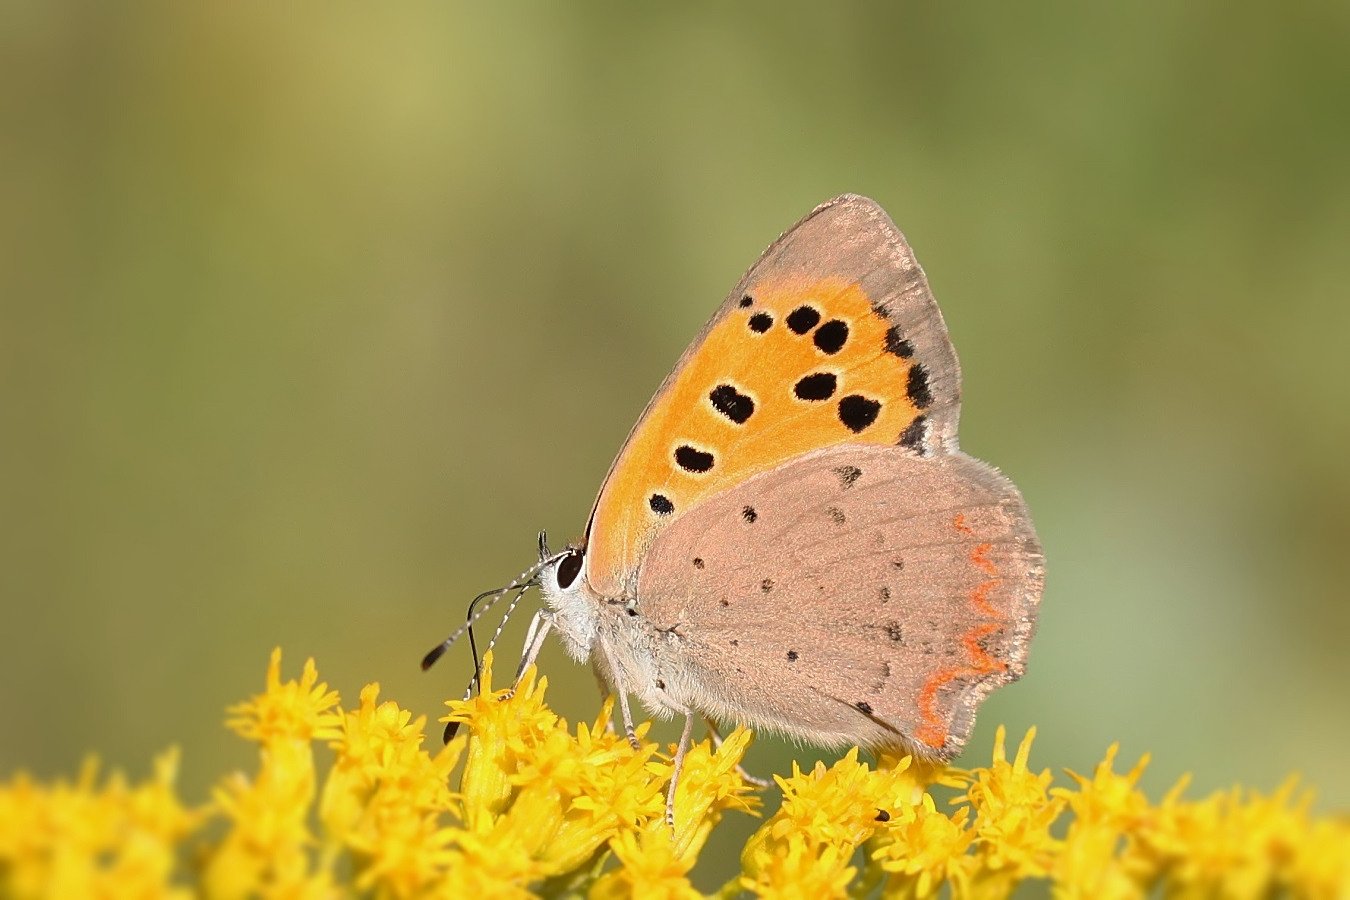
{"left": 556, "top": 549, "right": 584, "bottom": 590}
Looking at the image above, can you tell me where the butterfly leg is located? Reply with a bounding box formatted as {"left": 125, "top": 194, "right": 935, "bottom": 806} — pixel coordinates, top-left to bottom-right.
{"left": 667, "top": 710, "right": 695, "bottom": 831}
{"left": 501, "top": 609, "right": 552, "bottom": 702}
{"left": 616, "top": 689, "right": 642, "bottom": 751}
{"left": 702, "top": 716, "right": 772, "bottom": 788}
{"left": 594, "top": 637, "right": 643, "bottom": 751}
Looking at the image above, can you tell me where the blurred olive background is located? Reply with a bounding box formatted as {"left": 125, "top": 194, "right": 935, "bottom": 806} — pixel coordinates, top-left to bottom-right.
{"left": 3, "top": 0, "right": 1348, "bottom": 885}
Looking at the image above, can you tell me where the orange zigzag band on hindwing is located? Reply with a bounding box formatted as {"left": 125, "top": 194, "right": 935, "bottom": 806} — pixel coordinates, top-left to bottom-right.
{"left": 914, "top": 518, "right": 1010, "bottom": 750}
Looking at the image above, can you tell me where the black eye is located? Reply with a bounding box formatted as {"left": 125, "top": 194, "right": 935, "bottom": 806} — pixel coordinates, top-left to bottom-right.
{"left": 556, "top": 550, "right": 584, "bottom": 590}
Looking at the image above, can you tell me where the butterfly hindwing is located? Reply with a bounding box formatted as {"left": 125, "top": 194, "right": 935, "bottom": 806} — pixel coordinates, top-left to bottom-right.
{"left": 584, "top": 195, "right": 962, "bottom": 597}
{"left": 633, "top": 444, "right": 1043, "bottom": 759}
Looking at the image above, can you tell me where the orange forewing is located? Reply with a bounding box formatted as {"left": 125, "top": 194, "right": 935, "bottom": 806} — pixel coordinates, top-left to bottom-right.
{"left": 585, "top": 275, "right": 926, "bottom": 596}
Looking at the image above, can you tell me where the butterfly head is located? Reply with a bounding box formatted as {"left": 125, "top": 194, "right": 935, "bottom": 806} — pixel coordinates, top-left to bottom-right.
{"left": 538, "top": 543, "right": 605, "bottom": 664}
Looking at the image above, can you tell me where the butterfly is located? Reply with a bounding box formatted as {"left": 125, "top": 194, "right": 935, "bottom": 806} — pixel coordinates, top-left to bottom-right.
{"left": 427, "top": 195, "right": 1044, "bottom": 828}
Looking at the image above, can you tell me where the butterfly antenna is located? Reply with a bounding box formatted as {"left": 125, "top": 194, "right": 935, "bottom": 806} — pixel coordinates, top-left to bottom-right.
{"left": 475, "top": 580, "right": 532, "bottom": 669}
{"left": 421, "top": 545, "right": 571, "bottom": 672}
{"left": 421, "top": 557, "right": 549, "bottom": 672}
{"left": 466, "top": 546, "right": 572, "bottom": 680}
{"left": 446, "top": 573, "right": 552, "bottom": 744}
{"left": 434, "top": 545, "right": 572, "bottom": 743}
{"left": 420, "top": 585, "right": 514, "bottom": 671}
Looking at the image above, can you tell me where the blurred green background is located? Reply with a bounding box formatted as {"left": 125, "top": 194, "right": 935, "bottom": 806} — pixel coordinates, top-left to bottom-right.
{"left": 3, "top": 0, "right": 1348, "bottom": 885}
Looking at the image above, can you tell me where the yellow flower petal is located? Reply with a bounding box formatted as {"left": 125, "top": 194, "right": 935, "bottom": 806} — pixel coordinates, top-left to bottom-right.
{"left": 3, "top": 648, "right": 1347, "bottom": 897}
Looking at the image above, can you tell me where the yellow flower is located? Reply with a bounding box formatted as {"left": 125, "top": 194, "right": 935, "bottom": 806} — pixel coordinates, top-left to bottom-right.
{"left": 1050, "top": 743, "right": 1153, "bottom": 899}
{"left": 952, "top": 726, "right": 1065, "bottom": 893}
{"left": 2, "top": 647, "right": 1348, "bottom": 898}
{"left": 590, "top": 829, "right": 703, "bottom": 900}
{"left": 0, "top": 751, "right": 200, "bottom": 899}
{"left": 1131, "top": 774, "right": 1350, "bottom": 899}
{"left": 740, "top": 749, "right": 918, "bottom": 898}
{"left": 224, "top": 647, "right": 343, "bottom": 745}
{"left": 441, "top": 652, "right": 757, "bottom": 891}
{"left": 321, "top": 682, "right": 463, "bottom": 896}
{"left": 873, "top": 792, "right": 975, "bottom": 899}
{"left": 204, "top": 648, "right": 344, "bottom": 898}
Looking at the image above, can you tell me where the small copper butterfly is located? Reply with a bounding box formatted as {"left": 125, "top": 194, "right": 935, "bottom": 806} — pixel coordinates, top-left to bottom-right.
{"left": 427, "top": 195, "right": 1044, "bottom": 826}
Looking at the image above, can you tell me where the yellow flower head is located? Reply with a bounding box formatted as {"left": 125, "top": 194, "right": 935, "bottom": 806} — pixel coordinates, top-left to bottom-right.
{"left": 953, "top": 726, "right": 1064, "bottom": 887}
{"left": 3, "top": 648, "right": 1348, "bottom": 898}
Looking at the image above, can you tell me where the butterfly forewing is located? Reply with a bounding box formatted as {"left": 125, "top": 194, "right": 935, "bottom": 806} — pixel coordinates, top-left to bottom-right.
{"left": 584, "top": 195, "right": 962, "bottom": 597}
{"left": 633, "top": 445, "right": 1043, "bottom": 759}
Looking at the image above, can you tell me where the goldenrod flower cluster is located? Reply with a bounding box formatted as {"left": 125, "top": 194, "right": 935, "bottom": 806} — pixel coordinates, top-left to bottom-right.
{"left": 1, "top": 649, "right": 1345, "bottom": 898}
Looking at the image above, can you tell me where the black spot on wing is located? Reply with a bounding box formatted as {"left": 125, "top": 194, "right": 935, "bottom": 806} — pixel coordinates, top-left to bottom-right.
{"left": 739, "top": 295, "right": 754, "bottom": 307}
{"left": 748, "top": 312, "right": 773, "bottom": 333}
{"left": 787, "top": 650, "right": 799, "bottom": 661}
{"left": 674, "top": 445, "right": 714, "bottom": 473}
{"left": 838, "top": 395, "right": 882, "bottom": 433}
{"left": 833, "top": 465, "right": 862, "bottom": 488}
{"left": 649, "top": 494, "right": 674, "bottom": 515}
{"left": 794, "top": 372, "right": 837, "bottom": 401}
{"left": 786, "top": 305, "right": 821, "bottom": 334}
{"left": 884, "top": 325, "right": 915, "bottom": 359}
{"left": 709, "top": 384, "right": 755, "bottom": 424}
{"left": 898, "top": 415, "right": 928, "bottom": 451}
{"left": 813, "top": 320, "right": 849, "bottom": 354}
{"left": 741, "top": 505, "right": 758, "bottom": 523}
{"left": 906, "top": 364, "right": 933, "bottom": 410}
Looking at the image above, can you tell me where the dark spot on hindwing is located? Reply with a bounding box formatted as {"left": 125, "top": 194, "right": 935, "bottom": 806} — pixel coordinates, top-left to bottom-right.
{"left": 886, "top": 622, "right": 904, "bottom": 642}
{"left": 884, "top": 325, "right": 915, "bottom": 359}
{"left": 739, "top": 295, "right": 754, "bottom": 307}
{"left": 855, "top": 700, "right": 874, "bottom": 715}
{"left": 761, "top": 578, "right": 774, "bottom": 592}
{"left": 813, "top": 319, "right": 849, "bottom": 354}
{"left": 879, "top": 586, "right": 891, "bottom": 601}
{"left": 826, "top": 507, "right": 846, "bottom": 524}
{"left": 674, "top": 444, "right": 714, "bottom": 473}
{"left": 649, "top": 494, "right": 674, "bottom": 515}
{"left": 838, "top": 395, "right": 882, "bottom": 433}
{"left": 794, "top": 372, "right": 837, "bottom": 401}
{"left": 709, "top": 383, "right": 755, "bottom": 424}
{"left": 693, "top": 557, "right": 705, "bottom": 569}
{"left": 906, "top": 364, "right": 933, "bottom": 410}
{"left": 719, "top": 597, "right": 729, "bottom": 607}
{"left": 741, "top": 505, "right": 758, "bottom": 523}
{"left": 656, "top": 679, "right": 666, "bottom": 690}
{"left": 833, "top": 465, "right": 862, "bottom": 488}
{"left": 898, "top": 415, "right": 928, "bottom": 452}
{"left": 786, "top": 305, "right": 822, "bottom": 334}
{"left": 787, "top": 650, "right": 799, "bottom": 661}
{"left": 748, "top": 312, "right": 773, "bottom": 333}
